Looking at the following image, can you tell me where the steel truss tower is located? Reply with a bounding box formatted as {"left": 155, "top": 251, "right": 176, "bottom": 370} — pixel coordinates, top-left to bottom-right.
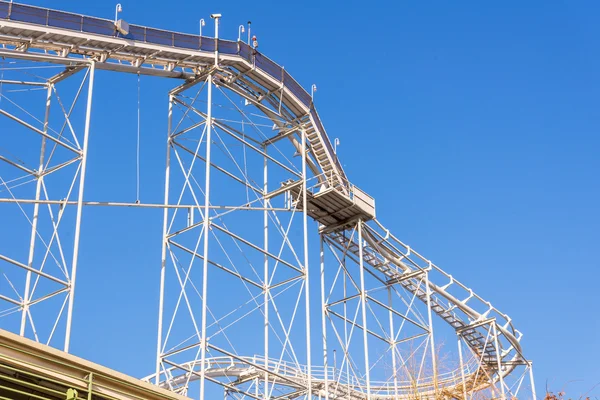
{"left": 0, "top": 55, "right": 94, "bottom": 352}
{"left": 154, "top": 67, "right": 317, "bottom": 400}
{"left": 0, "top": 2, "right": 536, "bottom": 400}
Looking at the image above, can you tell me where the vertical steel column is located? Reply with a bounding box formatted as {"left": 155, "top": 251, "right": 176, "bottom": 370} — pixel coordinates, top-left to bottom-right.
{"left": 199, "top": 72, "right": 213, "bottom": 400}
{"left": 20, "top": 82, "right": 51, "bottom": 336}
{"left": 424, "top": 271, "right": 438, "bottom": 389}
{"left": 64, "top": 61, "right": 95, "bottom": 352}
{"left": 155, "top": 93, "right": 173, "bottom": 384}
{"left": 357, "top": 221, "right": 371, "bottom": 399}
{"left": 213, "top": 16, "right": 220, "bottom": 66}
{"left": 319, "top": 235, "right": 329, "bottom": 399}
{"left": 301, "top": 129, "right": 312, "bottom": 398}
{"left": 457, "top": 335, "right": 468, "bottom": 400}
{"left": 493, "top": 323, "right": 506, "bottom": 400}
{"left": 528, "top": 362, "right": 537, "bottom": 400}
{"left": 387, "top": 288, "right": 399, "bottom": 398}
{"left": 342, "top": 250, "right": 350, "bottom": 397}
{"left": 263, "top": 146, "right": 270, "bottom": 399}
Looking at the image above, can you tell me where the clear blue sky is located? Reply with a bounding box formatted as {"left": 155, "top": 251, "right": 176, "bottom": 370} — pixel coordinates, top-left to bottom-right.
{"left": 4, "top": 0, "right": 600, "bottom": 397}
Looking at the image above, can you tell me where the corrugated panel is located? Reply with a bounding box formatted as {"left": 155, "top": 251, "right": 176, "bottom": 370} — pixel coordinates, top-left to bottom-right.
{"left": 0, "top": 2, "right": 8, "bottom": 19}
{"left": 128, "top": 25, "right": 146, "bottom": 42}
{"left": 218, "top": 39, "right": 238, "bottom": 55}
{"left": 10, "top": 4, "right": 47, "bottom": 25}
{"left": 255, "top": 53, "right": 283, "bottom": 81}
{"left": 82, "top": 16, "right": 114, "bottom": 36}
{"left": 48, "top": 10, "right": 82, "bottom": 31}
{"left": 239, "top": 42, "right": 252, "bottom": 63}
{"left": 174, "top": 33, "right": 199, "bottom": 50}
{"left": 283, "top": 70, "right": 311, "bottom": 107}
{"left": 200, "top": 37, "right": 215, "bottom": 52}
{"left": 146, "top": 28, "right": 173, "bottom": 46}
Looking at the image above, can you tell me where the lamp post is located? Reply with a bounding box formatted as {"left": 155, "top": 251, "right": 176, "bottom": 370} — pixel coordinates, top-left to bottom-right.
{"left": 113, "top": 3, "right": 129, "bottom": 36}
{"left": 238, "top": 25, "right": 245, "bottom": 42}
{"left": 199, "top": 18, "right": 205, "bottom": 37}
{"left": 334, "top": 138, "right": 340, "bottom": 155}
{"left": 114, "top": 3, "right": 122, "bottom": 24}
{"left": 199, "top": 18, "right": 205, "bottom": 49}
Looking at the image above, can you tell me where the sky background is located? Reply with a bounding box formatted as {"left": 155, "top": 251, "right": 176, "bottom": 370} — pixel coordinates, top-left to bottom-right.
{"left": 2, "top": 0, "right": 599, "bottom": 398}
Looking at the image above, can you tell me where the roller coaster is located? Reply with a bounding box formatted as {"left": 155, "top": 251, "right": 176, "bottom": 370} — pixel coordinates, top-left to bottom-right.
{"left": 0, "top": 2, "right": 536, "bottom": 399}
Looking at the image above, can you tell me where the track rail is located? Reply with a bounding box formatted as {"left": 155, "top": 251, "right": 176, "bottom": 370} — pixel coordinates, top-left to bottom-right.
{"left": 328, "top": 220, "right": 525, "bottom": 389}
{"left": 144, "top": 355, "right": 485, "bottom": 399}
{"left": 0, "top": 0, "right": 347, "bottom": 190}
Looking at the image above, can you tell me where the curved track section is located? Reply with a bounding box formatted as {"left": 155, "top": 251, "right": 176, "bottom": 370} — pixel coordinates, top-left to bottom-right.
{"left": 144, "top": 356, "right": 485, "bottom": 399}
{"left": 0, "top": 2, "right": 532, "bottom": 399}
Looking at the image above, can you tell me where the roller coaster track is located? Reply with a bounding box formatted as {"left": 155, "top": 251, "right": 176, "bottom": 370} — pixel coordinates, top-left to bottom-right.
{"left": 0, "top": 2, "right": 532, "bottom": 399}
{"left": 145, "top": 356, "right": 486, "bottom": 399}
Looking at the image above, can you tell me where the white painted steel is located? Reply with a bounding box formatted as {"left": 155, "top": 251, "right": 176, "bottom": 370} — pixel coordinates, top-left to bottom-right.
{"left": 0, "top": 2, "right": 534, "bottom": 399}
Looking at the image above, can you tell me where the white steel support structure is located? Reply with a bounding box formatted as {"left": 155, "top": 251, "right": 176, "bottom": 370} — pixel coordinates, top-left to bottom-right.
{"left": 156, "top": 91, "right": 174, "bottom": 384}
{"left": 19, "top": 82, "right": 51, "bottom": 338}
{"left": 0, "top": 52, "right": 94, "bottom": 351}
{"left": 424, "top": 270, "right": 438, "bottom": 389}
{"left": 387, "top": 286, "right": 399, "bottom": 399}
{"left": 319, "top": 236, "right": 329, "bottom": 400}
{"left": 0, "top": 3, "right": 537, "bottom": 400}
{"left": 153, "top": 49, "right": 316, "bottom": 400}
{"left": 198, "top": 71, "right": 213, "bottom": 400}
{"left": 357, "top": 221, "right": 371, "bottom": 400}
{"left": 301, "top": 128, "right": 312, "bottom": 400}
{"left": 455, "top": 317, "right": 535, "bottom": 400}
{"left": 320, "top": 222, "right": 442, "bottom": 400}
{"left": 263, "top": 142, "right": 269, "bottom": 400}
{"left": 64, "top": 60, "right": 94, "bottom": 353}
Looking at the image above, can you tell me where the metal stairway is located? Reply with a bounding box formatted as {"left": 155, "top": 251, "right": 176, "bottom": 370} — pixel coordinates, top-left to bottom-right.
{"left": 325, "top": 229, "right": 502, "bottom": 375}
{"left": 306, "top": 111, "right": 347, "bottom": 192}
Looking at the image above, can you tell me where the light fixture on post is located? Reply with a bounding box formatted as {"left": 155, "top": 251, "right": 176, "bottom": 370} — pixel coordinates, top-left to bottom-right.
{"left": 238, "top": 25, "right": 245, "bottom": 42}
{"left": 334, "top": 138, "right": 340, "bottom": 154}
{"left": 199, "top": 18, "right": 205, "bottom": 37}
{"left": 199, "top": 18, "right": 205, "bottom": 49}
{"left": 114, "top": 3, "right": 121, "bottom": 23}
{"left": 311, "top": 84, "right": 317, "bottom": 99}
{"left": 114, "top": 3, "right": 129, "bottom": 36}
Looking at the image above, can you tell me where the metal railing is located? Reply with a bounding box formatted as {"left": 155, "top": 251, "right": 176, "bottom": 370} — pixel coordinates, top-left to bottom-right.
{"left": 0, "top": 0, "right": 347, "bottom": 187}
{"left": 151, "top": 354, "right": 483, "bottom": 398}
{"left": 304, "top": 173, "right": 374, "bottom": 215}
{"left": 367, "top": 220, "right": 521, "bottom": 344}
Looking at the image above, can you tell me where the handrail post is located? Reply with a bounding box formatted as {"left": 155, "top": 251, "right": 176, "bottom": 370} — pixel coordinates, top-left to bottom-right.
{"left": 87, "top": 372, "right": 93, "bottom": 400}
